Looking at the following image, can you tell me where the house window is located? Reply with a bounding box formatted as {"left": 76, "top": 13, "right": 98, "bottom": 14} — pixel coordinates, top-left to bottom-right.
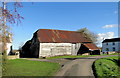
{"left": 106, "top": 43, "right": 108, "bottom": 45}
{"left": 113, "top": 47, "right": 115, "bottom": 51}
{"left": 106, "top": 48, "right": 109, "bottom": 51}
{"left": 113, "top": 42, "right": 115, "bottom": 45}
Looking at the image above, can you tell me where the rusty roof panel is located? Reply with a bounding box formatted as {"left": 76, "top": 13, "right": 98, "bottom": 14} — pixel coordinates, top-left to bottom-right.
{"left": 37, "top": 29, "right": 92, "bottom": 43}
{"left": 83, "top": 43, "right": 99, "bottom": 50}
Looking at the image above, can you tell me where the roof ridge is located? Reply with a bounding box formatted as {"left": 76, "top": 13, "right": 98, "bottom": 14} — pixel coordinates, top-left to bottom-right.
{"left": 38, "top": 29, "right": 78, "bottom": 32}
{"left": 104, "top": 38, "right": 120, "bottom": 40}
{"left": 102, "top": 38, "right": 120, "bottom": 43}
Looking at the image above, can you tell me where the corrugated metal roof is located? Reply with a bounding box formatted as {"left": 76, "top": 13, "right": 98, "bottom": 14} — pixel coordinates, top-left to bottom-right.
{"left": 37, "top": 29, "right": 92, "bottom": 43}
{"left": 83, "top": 43, "right": 99, "bottom": 50}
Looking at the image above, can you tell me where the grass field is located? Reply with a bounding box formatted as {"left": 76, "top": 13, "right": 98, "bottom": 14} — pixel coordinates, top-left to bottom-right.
{"left": 3, "top": 59, "right": 60, "bottom": 76}
{"left": 93, "top": 56, "right": 120, "bottom": 77}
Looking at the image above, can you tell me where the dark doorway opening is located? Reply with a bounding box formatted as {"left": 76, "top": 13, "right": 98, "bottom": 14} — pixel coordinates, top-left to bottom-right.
{"left": 77, "top": 44, "right": 90, "bottom": 55}
{"left": 77, "top": 44, "right": 100, "bottom": 55}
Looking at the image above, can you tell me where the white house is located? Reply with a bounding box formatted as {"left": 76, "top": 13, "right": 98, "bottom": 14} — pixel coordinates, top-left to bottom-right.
{"left": 20, "top": 29, "right": 100, "bottom": 58}
{"left": 102, "top": 38, "right": 120, "bottom": 53}
{"left": 0, "top": 35, "right": 12, "bottom": 55}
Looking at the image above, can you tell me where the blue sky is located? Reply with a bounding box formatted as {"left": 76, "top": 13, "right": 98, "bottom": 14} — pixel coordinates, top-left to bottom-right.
{"left": 6, "top": 2, "right": 118, "bottom": 49}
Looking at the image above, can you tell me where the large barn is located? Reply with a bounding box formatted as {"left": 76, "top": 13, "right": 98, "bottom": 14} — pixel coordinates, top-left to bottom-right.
{"left": 20, "top": 29, "right": 100, "bottom": 58}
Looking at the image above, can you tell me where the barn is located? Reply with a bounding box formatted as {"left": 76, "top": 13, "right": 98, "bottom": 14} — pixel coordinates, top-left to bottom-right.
{"left": 20, "top": 29, "right": 100, "bottom": 58}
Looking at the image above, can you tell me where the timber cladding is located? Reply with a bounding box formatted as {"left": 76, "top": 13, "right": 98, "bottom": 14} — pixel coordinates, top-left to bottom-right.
{"left": 39, "top": 43, "right": 73, "bottom": 57}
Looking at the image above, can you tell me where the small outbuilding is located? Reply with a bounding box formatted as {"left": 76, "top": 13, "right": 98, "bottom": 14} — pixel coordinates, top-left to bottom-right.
{"left": 20, "top": 29, "right": 100, "bottom": 58}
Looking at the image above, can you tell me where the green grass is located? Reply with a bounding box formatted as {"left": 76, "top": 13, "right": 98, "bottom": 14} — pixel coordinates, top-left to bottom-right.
{"left": 46, "top": 55, "right": 99, "bottom": 59}
{"left": 3, "top": 59, "right": 60, "bottom": 76}
{"left": 93, "top": 56, "right": 120, "bottom": 78}
{"left": 46, "top": 53, "right": 119, "bottom": 59}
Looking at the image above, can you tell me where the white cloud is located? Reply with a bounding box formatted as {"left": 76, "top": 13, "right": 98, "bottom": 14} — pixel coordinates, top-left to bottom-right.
{"left": 102, "top": 24, "right": 118, "bottom": 28}
{"left": 97, "top": 32, "right": 115, "bottom": 47}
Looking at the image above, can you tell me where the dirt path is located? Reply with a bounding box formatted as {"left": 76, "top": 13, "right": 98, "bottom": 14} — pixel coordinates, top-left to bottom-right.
{"left": 55, "top": 55, "right": 118, "bottom": 76}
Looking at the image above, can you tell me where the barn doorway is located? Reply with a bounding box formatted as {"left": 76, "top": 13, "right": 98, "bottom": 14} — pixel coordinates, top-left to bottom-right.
{"left": 77, "top": 44, "right": 90, "bottom": 55}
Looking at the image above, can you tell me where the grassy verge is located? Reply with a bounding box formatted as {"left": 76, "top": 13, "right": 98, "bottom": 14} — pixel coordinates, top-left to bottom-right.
{"left": 46, "top": 53, "right": 119, "bottom": 59}
{"left": 3, "top": 59, "right": 60, "bottom": 76}
{"left": 46, "top": 55, "right": 99, "bottom": 59}
{"left": 93, "top": 56, "right": 120, "bottom": 78}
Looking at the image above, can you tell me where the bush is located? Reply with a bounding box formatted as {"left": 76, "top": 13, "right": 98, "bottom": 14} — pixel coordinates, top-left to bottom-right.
{"left": 93, "top": 56, "right": 120, "bottom": 78}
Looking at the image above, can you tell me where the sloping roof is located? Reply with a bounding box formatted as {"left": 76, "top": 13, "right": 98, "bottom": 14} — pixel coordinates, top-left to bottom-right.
{"left": 102, "top": 38, "right": 120, "bottom": 43}
{"left": 36, "top": 29, "right": 92, "bottom": 43}
{"left": 83, "top": 43, "right": 99, "bottom": 50}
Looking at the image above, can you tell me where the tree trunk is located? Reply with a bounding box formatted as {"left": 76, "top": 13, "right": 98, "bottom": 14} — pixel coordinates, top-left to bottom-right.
{"left": 2, "top": 2, "right": 7, "bottom": 72}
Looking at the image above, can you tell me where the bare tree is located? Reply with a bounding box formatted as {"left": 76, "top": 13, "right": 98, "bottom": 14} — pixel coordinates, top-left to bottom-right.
{"left": 0, "top": 1, "right": 24, "bottom": 72}
{"left": 77, "top": 28, "right": 98, "bottom": 45}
